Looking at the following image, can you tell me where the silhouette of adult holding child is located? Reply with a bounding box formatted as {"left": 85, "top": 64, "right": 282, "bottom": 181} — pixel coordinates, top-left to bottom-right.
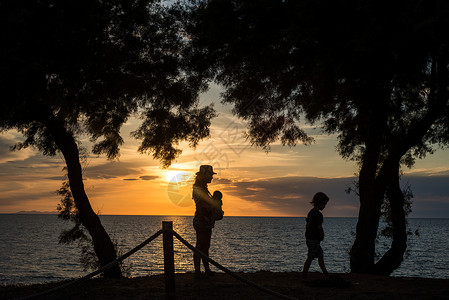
{"left": 192, "top": 165, "right": 224, "bottom": 278}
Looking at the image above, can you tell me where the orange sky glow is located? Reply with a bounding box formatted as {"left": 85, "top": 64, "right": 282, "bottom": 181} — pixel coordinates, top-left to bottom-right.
{"left": 1, "top": 85, "right": 449, "bottom": 217}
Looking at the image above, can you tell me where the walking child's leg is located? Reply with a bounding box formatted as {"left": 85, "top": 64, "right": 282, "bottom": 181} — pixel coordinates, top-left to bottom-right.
{"left": 303, "top": 258, "right": 312, "bottom": 275}
{"left": 318, "top": 256, "right": 329, "bottom": 275}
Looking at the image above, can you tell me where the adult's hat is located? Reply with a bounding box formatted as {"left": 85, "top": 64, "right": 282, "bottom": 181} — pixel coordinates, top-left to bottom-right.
{"left": 196, "top": 165, "right": 217, "bottom": 175}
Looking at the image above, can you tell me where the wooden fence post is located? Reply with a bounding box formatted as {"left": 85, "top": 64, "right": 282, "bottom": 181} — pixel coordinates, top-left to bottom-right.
{"left": 162, "top": 221, "right": 176, "bottom": 300}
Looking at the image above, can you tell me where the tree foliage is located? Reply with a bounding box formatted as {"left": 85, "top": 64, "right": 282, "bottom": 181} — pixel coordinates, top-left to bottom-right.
{"left": 189, "top": 0, "right": 449, "bottom": 155}
{"left": 0, "top": 0, "right": 215, "bottom": 276}
{"left": 187, "top": 0, "right": 449, "bottom": 274}
{"left": 0, "top": 0, "right": 214, "bottom": 162}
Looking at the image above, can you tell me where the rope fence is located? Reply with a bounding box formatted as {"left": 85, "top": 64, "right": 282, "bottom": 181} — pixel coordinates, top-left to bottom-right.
{"left": 17, "top": 230, "right": 163, "bottom": 300}
{"left": 17, "top": 221, "right": 298, "bottom": 300}
{"left": 172, "top": 229, "right": 297, "bottom": 300}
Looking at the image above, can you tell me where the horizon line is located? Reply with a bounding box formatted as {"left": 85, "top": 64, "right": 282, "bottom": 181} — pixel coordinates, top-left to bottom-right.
{"left": 1, "top": 212, "right": 448, "bottom": 219}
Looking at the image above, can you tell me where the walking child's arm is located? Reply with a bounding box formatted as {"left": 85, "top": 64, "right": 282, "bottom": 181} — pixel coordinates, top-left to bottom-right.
{"left": 318, "top": 224, "right": 324, "bottom": 241}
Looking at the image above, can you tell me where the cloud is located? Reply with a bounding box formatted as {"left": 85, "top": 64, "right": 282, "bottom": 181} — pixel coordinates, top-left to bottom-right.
{"left": 0, "top": 180, "right": 61, "bottom": 212}
{"left": 212, "top": 177, "right": 233, "bottom": 185}
{"left": 46, "top": 176, "right": 67, "bottom": 181}
{"left": 0, "top": 182, "right": 27, "bottom": 193}
{"left": 406, "top": 168, "right": 449, "bottom": 177}
{"left": 0, "top": 135, "right": 38, "bottom": 164}
{"left": 223, "top": 176, "right": 358, "bottom": 216}
{"left": 401, "top": 174, "right": 449, "bottom": 218}
{"left": 0, "top": 157, "right": 63, "bottom": 180}
{"left": 83, "top": 161, "right": 144, "bottom": 179}
{"left": 404, "top": 175, "right": 449, "bottom": 198}
{"left": 122, "top": 175, "right": 159, "bottom": 181}
{"left": 221, "top": 174, "right": 449, "bottom": 217}
{"left": 139, "top": 175, "right": 159, "bottom": 181}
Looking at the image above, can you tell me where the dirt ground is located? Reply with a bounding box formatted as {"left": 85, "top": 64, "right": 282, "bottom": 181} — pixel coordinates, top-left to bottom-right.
{"left": 2, "top": 271, "right": 449, "bottom": 300}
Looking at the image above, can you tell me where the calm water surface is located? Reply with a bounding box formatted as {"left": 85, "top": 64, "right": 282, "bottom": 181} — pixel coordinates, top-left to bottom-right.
{"left": 0, "top": 215, "right": 448, "bottom": 285}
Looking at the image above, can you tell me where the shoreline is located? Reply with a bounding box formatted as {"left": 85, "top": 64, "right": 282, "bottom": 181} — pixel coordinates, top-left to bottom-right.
{"left": 3, "top": 213, "right": 449, "bottom": 219}
{"left": 2, "top": 271, "right": 449, "bottom": 299}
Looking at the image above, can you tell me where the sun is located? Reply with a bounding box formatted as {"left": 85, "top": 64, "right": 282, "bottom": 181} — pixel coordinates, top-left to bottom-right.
{"left": 165, "top": 171, "right": 192, "bottom": 183}
{"left": 165, "top": 171, "right": 195, "bottom": 207}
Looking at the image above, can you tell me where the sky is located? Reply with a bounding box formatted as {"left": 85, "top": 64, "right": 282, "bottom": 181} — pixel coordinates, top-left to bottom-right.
{"left": 1, "top": 84, "right": 449, "bottom": 218}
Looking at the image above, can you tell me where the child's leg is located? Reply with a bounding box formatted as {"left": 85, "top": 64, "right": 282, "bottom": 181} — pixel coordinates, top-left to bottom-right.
{"left": 303, "top": 258, "right": 312, "bottom": 275}
{"left": 318, "top": 256, "right": 329, "bottom": 275}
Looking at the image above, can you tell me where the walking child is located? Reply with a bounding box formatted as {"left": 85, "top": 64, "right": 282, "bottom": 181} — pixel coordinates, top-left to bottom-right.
{"left": 303, "top": 192, "right": 330, "bottom": 277}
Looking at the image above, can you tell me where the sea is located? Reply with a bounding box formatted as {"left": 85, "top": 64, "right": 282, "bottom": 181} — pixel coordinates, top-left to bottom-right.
{"left": 0, "top": 214, "right": 448, "bottom": 285}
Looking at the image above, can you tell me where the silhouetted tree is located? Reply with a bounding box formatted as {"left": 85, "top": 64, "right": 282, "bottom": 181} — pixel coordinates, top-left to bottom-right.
{"left": 56, "top": 181, "right": 100, "bottom": 272}
{"left": 187, "top": 0, "right": 449, "bottom": 275}
{"left": 0, "top": 0, "right": 214, "bottom": 277}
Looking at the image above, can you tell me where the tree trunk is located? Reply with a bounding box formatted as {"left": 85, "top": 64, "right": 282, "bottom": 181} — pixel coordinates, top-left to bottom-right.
{"left": 350, "top": 142, "right": 384, "bottom": 274}
{"left": 350, "top": 49, "right": 447, "bottom": 276}
{"left": 351, "top": 151, "right": 408, "bottom": 276}
{"left": 370, "top": 50, "right": 449, "bottom": 274}
{"left": 48, "top": 120, "right": 122, "bottom": 278}
{"left": 373, "top": 161, "right": 407, "bottom": 275}
{"left": 350, "top": 183, "right": 385, "bottom": 273}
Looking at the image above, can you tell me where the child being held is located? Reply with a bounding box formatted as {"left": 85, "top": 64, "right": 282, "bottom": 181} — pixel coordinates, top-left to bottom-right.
{"left": 212, "top": 190, "right": 224, "bottom": 221}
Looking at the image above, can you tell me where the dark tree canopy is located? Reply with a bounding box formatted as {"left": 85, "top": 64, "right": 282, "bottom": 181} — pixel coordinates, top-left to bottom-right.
{"left": 189, "top": 0, "right": 449, "bottom": 157}
{"left": 187, "top": 0, "right": 449, "bottom": 274}
{"left": 0, "top": 0, "right": 214, "bottom": 164}
{"left": 0, "top": 0, "right": 215, "bottom": 277}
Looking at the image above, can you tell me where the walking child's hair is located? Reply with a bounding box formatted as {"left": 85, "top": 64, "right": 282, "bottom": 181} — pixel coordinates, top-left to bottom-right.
{"left": 311, "top": 192, "right": 329, "bottom": 207}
